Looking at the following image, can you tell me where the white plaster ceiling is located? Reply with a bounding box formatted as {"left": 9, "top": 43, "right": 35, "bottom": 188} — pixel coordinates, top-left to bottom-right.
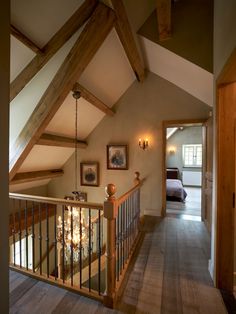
{"left": 9, "top": 0, "right": 140, "bottom": 190}
{"left": 11, "top": 26, "right": 135, "bottom": 178}
{"left": 45, "top": 95, "right": 105, "bottom": 139}
{"left": 139, "top": 36, "right": 213, "bottom": 106}
{"left": 11, "top": 0, "right": 84, "bottom": 48}
{"left": 79, "top": 28, "right": 135, "bottom": 106}
{"left": 19, "top": 145, "right": 75, "bottom": 173}
{"left": 10, "top": 36, "right": 35, "bottom": 82}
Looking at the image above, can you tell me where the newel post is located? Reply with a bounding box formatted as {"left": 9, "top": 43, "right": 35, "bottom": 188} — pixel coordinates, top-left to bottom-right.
{"left": 134, "top": 171, "right": 140, "bottom": 185}
{"left": 104, "top": 183, "right": 117, "bottom": 308}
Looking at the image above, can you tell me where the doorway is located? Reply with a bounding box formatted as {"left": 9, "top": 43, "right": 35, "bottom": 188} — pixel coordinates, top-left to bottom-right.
{"left": 162, "top": 119, "right": 208, "bottom": 222}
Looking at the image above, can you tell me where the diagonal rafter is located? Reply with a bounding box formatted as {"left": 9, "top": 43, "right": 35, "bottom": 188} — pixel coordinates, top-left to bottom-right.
{"left": 11, "top": 24, "right": 42, "bottom": 54}
{"left": 111, "top": 0, "right": 145, "bottom": 82}
{"left": 38, "top": 133, "right": 87, "bottom": 148}
{"left": 156, "top": 0, "right": 171, "bottom": 41}
{"left": 10, "top": 0, "right": 98, "bottom": 102}
{"left": 10, "top": 169, "right": 64, "bottom": 185}
{"left": 9, "top": 3, "right": 115, "bottom": 181}
{"left": 73, "top": 82, "right": 115, "bottom": 116}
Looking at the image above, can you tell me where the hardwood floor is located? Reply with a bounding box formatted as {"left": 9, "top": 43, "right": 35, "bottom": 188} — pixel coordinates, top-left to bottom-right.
{"left": 167, "top": 187, "right": 201, "bottom": 220}
{"left": 10, "top": 216, "right": 227, "bottom": 314}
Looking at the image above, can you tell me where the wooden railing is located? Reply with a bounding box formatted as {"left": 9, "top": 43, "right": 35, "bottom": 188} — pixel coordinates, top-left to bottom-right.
{"left": 9, "top": 172, "right": 144, "bottom": 307}
{"left": 103, "top": 171, "right": 144, "bottom": 307}
{"left": 9, "top": 194, "right": 104, "bottom": 301}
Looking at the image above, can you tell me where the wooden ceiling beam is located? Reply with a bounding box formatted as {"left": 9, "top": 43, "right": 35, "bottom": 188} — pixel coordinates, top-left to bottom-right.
{"left": 9, "top": 4, "right": 115, "bottom": 181}
{"left": 11, "top": 24, "right": 42, "bottom": 54}
{"left": 10, "top": 169, "right": 63, "bottom": 185}
{"left": 73, "top": 82, "right": 115, "bottom": 116}
{"left": 111, "top": 0, "right": 145, "bottom": 82}
{"left": 10, "top": 0, "right": 98, "bottom": 102}
{"left": 156, "top": 0, "right": 171, "bottom": 41}
{"left": 38, "top": 133, "right": 87, "bottom": 148}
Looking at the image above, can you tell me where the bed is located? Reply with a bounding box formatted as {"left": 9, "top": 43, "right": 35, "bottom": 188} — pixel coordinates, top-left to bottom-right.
{"left": 166, "top": 168, "right": 187, "bottom": 202}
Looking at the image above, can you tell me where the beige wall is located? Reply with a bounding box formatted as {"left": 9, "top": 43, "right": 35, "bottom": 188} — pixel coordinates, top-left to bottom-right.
{"left": 214, "top": 0, "right": 236, "bottom": 77}
{"left": 0, "top": 1, "right": 10, "bottom": 312}
{"left": 48, "top": 72, "right": 210, "bottom": 216}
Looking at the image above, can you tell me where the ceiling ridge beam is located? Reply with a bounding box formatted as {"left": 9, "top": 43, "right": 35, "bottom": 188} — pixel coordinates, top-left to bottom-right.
{"left": 10, "top": 0, "right": 98, "bottom": 102}
{"left": 73, "top": 82, "right": 115, "bottom": 116}
{"left": 38, "top": 133, "right": 87, "bottom": 148}
{"left": 9, "top": 3, "right": 115, "bottom": 181}
{"left": 111, "top": 0, "right": 145, "bottom": 82}
{"left": 11, "top": 24, "right": 43, "bottom": 54}
{"left": 156, "top": 0, "right": 172, "bottom": 41}
{"left": 10, "top": 169, "right": 63, "bottom": 185}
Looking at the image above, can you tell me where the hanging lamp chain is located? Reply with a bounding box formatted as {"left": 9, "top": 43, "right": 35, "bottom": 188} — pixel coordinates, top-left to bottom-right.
{"left": 72, "top": 89, "right": 81, "bottom": 194}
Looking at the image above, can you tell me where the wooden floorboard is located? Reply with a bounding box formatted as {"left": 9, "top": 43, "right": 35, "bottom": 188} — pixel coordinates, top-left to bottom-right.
{"left": 9, "top": 216, "right": 228, "bottom": 314}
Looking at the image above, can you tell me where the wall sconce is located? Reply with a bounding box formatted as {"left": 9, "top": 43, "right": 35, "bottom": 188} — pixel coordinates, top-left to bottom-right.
{"left": 168, "top": 146, "right": 176, "bottom": 154}
{"left": 139, "top": 138, "right": 149, "bottom": 150}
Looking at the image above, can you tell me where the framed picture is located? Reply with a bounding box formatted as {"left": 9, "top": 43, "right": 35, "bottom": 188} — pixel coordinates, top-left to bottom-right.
{"left": 107, "top": 145, "right": 128, "bottom": 170}
{"left": 80, "top": 162, "right": 99, "bottom": 186}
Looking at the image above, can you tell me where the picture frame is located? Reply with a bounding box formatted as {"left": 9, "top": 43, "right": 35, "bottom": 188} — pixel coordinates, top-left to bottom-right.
{"left": 107, "top": 144, "right": 128, "bottom": 170}
{"left": 80, "top": 162, "right": 99, "bottom": 186}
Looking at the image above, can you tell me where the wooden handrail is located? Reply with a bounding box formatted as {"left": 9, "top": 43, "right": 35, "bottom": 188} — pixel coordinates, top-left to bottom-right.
{"left": 9, "top": 193, "right": 103, "bottom": 210}
{"left": 116, "top": 178, "right": 145, "bottom": 206}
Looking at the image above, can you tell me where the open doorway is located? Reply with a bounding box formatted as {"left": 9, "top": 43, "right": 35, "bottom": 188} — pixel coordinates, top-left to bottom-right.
{"left": 162, "top": 119, "right": 207, "bottom": 222}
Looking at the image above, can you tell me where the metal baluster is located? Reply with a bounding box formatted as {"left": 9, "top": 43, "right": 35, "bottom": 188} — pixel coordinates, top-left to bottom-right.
{"left": 32, "top": 202, "right": 35, "bottom": 273}
{"left": 46, "top": 203, "right": 49, "bottom": 278}
{"left": 19, "top": 200, "right": 22, "bottom": 268}
{"left": 98, "top": 211, "right": 101, "bottom": 295}
{"left": 25, "top": 201, "right": 28, "bottom": 270}
{"left": 119, "top": 205, "right": 122, "bottom": 275}
{"left": 39, "top": 203, "right": 42, "bottom": 275}
{"left": 125, "top": 199, "right": 128, "bottom": 262}
{"left": 79, "top": 207, "right": 82, "bottom": 288}
{"left": 88, "top": 208, "right": 91, "bottom": 291}
{"left": 122, "top": 202, "right": 125, "bottom": 270}
{"left": 128, "top": 197, "right": 130, "bottom": 256}
{"left": 116, "top": 206, "right": 120, "bottom": 281}
{"left": 54, "top": 205, "right": 57, "bottom": 280}
{"left": 62, "top": 206, "right": 65, "bottom": 283}
{"left": 131, "top": 194, "right": 134, "bottom": 247}
{"left": 70, "top": 206, "right": 74, "bottom": 286}
{"left": 13, "top": 199, "right": 16, "bottom": 266}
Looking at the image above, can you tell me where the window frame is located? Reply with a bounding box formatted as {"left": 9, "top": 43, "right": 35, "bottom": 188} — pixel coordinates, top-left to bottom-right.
{"left": 182, "top": 144, "right": 202, "bottom": 167}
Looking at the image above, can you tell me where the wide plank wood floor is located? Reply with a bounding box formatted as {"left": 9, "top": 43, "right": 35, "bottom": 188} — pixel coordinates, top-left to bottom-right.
{"left": 10, "top": 216, "right": 227, "bottom": 314}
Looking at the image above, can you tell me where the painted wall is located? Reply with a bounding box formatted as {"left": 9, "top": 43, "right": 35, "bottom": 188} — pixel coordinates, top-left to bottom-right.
{"left": 166, "top": 126, "right": 203, "bottom": 178}
{"left": 0, "top": 1, "right": 10, "bottom": 312}
{"left": 139, "top": 0, "right": 213, "bottom": 73}
{"left": 214, "top": 0, "right": 236, "bottom": 77}
{"left": 48, "top": 72, "right": 210, "bottom": 216}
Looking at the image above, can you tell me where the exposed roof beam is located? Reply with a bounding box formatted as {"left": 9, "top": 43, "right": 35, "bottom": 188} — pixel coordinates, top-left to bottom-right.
{"left": 11, "top": 24, "right": 42, "bottom": 54}
{"left": 156, "top": 0, "right": 171, "bottom": 41}
{"left": 111, "top": 0, "right": 145, "bottom": 82}
{"left": 9, "top": 3, "right": 115, "bottom": 181}
{"left": 38, "top": 133, "right": 87, "bottom": 148}
{"left": 10, "top": 169, "right": 63, "bottom": 185}
{"left": 73, "top": 82, "right": 115, "bottom": 116}
{"left": 10, "top": 0, "right": 98, "bottom": 102}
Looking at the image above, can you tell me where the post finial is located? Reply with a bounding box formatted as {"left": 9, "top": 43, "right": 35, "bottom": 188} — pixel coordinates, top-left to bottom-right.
{"left": 105, "top": 184, "right": 116, "bottom": 200}
{"left": 134, "top": 171, "right": 140, "bottom": 185}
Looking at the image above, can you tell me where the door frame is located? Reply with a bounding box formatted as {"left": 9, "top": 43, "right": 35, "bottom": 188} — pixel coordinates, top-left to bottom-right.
{"left": 162, "top": 119, "right": 207, "bottom": 218}
{"left": 216, "top": 48, "right": 236, "bottom": 292}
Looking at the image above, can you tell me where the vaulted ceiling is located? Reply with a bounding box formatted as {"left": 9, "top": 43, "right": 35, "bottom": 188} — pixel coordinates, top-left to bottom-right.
{"left": 9, "top": 0, "right": 213, "bottom": 192}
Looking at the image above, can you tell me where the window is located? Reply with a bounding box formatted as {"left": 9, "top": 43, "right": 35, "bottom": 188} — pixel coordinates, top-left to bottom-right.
{"left": 182, "top": 144, "right": 202, "bottom": 167}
